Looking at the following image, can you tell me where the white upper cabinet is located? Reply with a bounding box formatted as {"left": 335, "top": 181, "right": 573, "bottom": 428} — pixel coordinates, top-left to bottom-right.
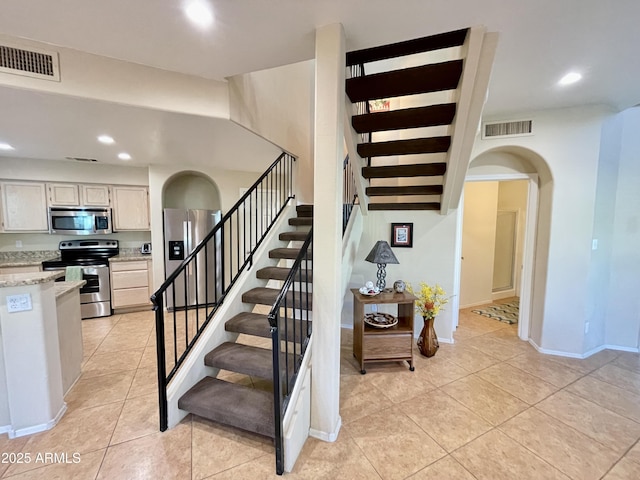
{"left": 81, "top": 184, "right": 111, "bottom": 207}
{"left": 0, "top": 181, "right": 49, "bottom": 232}
{"left": 112, "top": 186, "right": 150, "bottom": 231}
{"left": 48, "top": 183, "right": 80, "bottom": 206}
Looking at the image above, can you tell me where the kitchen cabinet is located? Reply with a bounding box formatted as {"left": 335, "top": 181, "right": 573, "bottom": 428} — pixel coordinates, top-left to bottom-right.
{"left": 81, "top": 184, "right": 110, "bottom": 206}
{"left": 111, "top": 260, "right": 152, "bottom": 310}
{"left": 0, "top": 181, "right": 49, "bottom": 232}
{"left": 48, "top": 183, "right": 80, "bottom": 206}
{"left": 112, "top": 186, "right": 150, "bottom": 231}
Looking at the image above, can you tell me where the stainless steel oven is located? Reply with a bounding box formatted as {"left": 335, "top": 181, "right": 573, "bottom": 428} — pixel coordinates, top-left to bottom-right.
{"left": 49, "top": 207, "right": 112, "bottom": 235}
{"left": 42, "top": 239, "right": 119, "bottom": 319}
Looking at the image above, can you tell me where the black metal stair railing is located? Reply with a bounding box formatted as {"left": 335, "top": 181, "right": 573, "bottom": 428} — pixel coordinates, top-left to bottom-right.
{"left": 270, "top": 228, "right": 312, "bottom": 475}
{"left": 343, "top": 154, "right": 358, "bottom": 233}
{"left": 151, "top": 152, "right": 296, "bottom": 431}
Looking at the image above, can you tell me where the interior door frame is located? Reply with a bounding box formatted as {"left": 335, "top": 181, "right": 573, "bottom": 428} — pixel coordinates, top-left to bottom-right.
{"left": 454, "top": 173, "right": 539, "bottom": 341}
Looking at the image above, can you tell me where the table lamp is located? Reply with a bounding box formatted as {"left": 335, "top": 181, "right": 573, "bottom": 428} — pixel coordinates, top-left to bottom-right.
{"left": 365, "top": 240, "right": 399, "bottom": 291}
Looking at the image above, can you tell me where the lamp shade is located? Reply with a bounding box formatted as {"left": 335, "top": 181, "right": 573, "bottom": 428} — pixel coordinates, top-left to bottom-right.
{"left": 365, "top": 241, "right": 399, "bottom": 265}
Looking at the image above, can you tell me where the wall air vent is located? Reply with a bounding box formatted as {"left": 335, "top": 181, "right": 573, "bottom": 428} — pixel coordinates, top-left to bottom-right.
{"left": 65, "top": 157, "right": 98, "bottom": 163}
{"left": 0, "top": 44, "right": 60, "bottom": 81}
{"left": 482, "top": 120, "right": 533, "bottom": 139}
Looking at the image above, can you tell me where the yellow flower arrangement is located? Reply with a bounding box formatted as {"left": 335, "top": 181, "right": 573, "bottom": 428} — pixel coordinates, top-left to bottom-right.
{"left": 406, "top": 282, "right": 449, "bottom": 319}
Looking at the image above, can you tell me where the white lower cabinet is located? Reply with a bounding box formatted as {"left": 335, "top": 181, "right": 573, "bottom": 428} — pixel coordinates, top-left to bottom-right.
{"left": 110, "top": 260, "right": 152, "bottom": 310}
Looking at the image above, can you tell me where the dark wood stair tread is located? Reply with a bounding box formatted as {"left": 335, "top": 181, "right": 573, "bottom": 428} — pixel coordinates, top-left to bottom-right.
{"left": 242, "top": 287, "right": 312, "bottom": 309}
{"left": 366, "top": 185, "right": 443, "bottom": 196}
{"left": 279, "top": 230, "right": 310, "bottom": 241}
{"left": 362, "top": 163, "right": 446, "bottom": 179}
{"left": 225, "top": 312, "right": 272, "bottom": 338}
{"left": 357, "top": 136, "right": 451, "bottom": 158}
{"left": 269, "top": 247, "right": 312, "bottom": 260}
{"left": 178, "top": 377, "right": 275, "bottom": 438}
{"left": 346, "top": 29, "right": 468, "bottom": 66}
{"left": 352, "top": 104, "right": 456, "bottom": 133}
{"left": 368, "top": 202, "right": 441, "bottom": 211}
{"left": 288, "top": 217, "right": 313, "bottom": 226}
{"left": 345, "top": 60, "right": 463, "bottom": 103}
{"left": 257, "top": 266, "right": 312, "bottom": 281}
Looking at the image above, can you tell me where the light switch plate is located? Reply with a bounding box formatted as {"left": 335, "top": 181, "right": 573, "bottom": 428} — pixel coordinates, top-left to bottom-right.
{"left": 7, "top": 293, "right": 32, "bottom": 312}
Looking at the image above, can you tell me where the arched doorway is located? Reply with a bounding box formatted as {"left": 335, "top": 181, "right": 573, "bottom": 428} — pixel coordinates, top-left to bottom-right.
{"left": 454, "top": 146, "right": 553, "bottom": 346}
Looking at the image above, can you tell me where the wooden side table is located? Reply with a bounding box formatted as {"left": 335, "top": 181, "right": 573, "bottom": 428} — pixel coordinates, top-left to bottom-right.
{"left": 351, "top": 289, "right": 416, "bottom": 374}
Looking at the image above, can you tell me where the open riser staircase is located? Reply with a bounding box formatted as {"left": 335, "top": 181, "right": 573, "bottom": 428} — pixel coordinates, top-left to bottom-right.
{"left": 177, "top": 205, "right": 313, "bottom": 469}
{"left": 345, "top": 27, "right": 497, "bottom": 212}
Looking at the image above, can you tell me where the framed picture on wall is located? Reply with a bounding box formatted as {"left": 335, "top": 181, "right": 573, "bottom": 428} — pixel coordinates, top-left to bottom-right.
{"left": 391, "top": 223, "right": 413, "bottom": 248}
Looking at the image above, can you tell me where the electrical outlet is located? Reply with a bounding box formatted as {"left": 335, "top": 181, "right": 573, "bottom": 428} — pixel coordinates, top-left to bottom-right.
{"left": 7, "top": 293, "right": 32, "bottom": 313}
{"left": 585, "top": 322, "right": 590, "bottom": 334}
{"left": 15, "top": 240, "right": 22, "bottom": 248}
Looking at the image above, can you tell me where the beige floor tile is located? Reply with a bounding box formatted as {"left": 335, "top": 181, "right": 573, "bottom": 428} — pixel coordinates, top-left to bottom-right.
{"left": 339, "top": 374, "right": 394, "bottom": 424}
{"left": 612, "top": 352, "right": 640, "bottom": 374}
{"left": 110, "top": 393, "right": 159, "bottom": 445}
{"left": 592, "top": 363, "right": 640, "bottom": 395}
{"left": 625, "top": 440, "right": 640, "bottom": 465}
{"left": 544, "top": 349, "right": 620, "bottom": 375}
{"left": 97, "top": 418, "right": 191, "bottom": 480}
{"left": 401, "top": 391, "right": 492, "bottom": 452}
{"left": 127, "top": 365, "right": 159, "bottom": 398}
{"left": 407, "top": 455, "right": 477, "bottom": 480}
{"left": 284, "top": 431, "right": 383, "bottom": 480}
{"left": 441, "top": 375, "right": 528, "bottom": 426}
{"left": 365, "top": 368, "right": 436, "bottom": 404}
{"left": 205, "top": 453, "right": 283, "bottom": 479}
{"left": 138, "top": 345, "right": 158, "bottom": 368}
{"left": 64, "top": 370, "right": 135, "bottom": 410}
{"left": 440, "top": 343, "right": 500, "bottom": 373}
{"left": 191, "top": 416, "right": 273, "bottom": 479}
{"left": 80, "top": 348, "right": 143, "bottom": 378}
{"left": 0, "top": 448, "right": 105, "bottom": 480}
{"left": 537, "top": 390, "right": 640, "bottom": 454}
{"left": 94, "top": 332, "right": 150, "bottom": 354}
{"left": 476, "top": 363, "right": 559, "bottom": 404}
{"left": 345, "top": 407, "right": 447, "bottom": 480}
{"left": 0, "top": 434, "right": 29, "bottom": 478}
{"left": 500, "top": 407, "right": 619, "bottom": 480}
{"left": 507, "top": 352, "right": 584, "bottom": 387}
{"left": 459, "top": 334, "right": 532, "bottom": 361}
{"left": 452, "top": 429, "right": 570, "bottom": 480}
{"left": 567, "top": 375, "right": 640, "bottom": 423}
{"left": 5, "top": 402, "right": 122, "bottom": 476}
{"left": 410, "top": 355, "right": 471, "bottom": 387}
{"left": 602, "top": 457, "right": 640, "bottom": 480}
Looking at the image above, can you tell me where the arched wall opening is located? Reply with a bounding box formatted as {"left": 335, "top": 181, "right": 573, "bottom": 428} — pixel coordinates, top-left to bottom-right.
{"left": 459, "top": 146, "right": 553, "bottom": 348}
{"left": 162, "top": 171, "right": 221, "bottom": 211}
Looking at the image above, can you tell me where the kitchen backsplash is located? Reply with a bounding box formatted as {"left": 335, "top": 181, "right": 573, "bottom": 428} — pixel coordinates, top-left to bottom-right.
{"left": 0, "top": 231, "right": 151, "bottom": 252}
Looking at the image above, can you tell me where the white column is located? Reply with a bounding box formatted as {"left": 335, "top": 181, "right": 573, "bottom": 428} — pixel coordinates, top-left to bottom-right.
{"left": 310, "top": 23, "right": 345, "bottom": 441}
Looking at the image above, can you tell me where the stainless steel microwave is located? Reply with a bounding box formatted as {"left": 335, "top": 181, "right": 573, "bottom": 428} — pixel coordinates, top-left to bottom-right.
{"left": 49, "top": 207, "right": 113, "bottom": 235}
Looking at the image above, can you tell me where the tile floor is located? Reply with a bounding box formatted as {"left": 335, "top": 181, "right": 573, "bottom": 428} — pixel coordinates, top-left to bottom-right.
{"left": 1, "top": 305, "right": 640, "bottom": 479}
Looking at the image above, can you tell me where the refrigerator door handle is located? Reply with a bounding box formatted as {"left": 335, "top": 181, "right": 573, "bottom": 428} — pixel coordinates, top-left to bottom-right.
{"left": 184, "top": 221, "right": 193, "bottom": 275}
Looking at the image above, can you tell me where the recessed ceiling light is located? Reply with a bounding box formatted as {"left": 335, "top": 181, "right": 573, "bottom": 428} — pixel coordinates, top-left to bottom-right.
{"left": 558, "top": 72, "right": 582, "bottom": 86}
{"left": 184, "top": 1, "right": 214, "bottom": 28}
{"left": 118, "top": 152, "right": 132, "bottom": 161}
{"left": 0, "top": 142, "right": 15, "bottom": 151}
{"left": 98, "top": 135, "right": 115, "bottom": 144}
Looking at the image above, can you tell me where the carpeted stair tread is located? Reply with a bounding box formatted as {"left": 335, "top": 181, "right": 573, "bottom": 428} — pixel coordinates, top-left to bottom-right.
{"left": 225, "top": 312, "right": 272, "bottom": 338}
{"left": 279, "top": 230, "right": 310, "bottom": 241}
{"left": 295, "top": 205, "right": 314, "bottom": 217}
{"left": 205, "top": 342, "right": 275, "bottom": 379}
{"left": 257, "top": 266, "right": 312, "bottom": 281}
{"left": 243, "top": 287, "right": 312, "bottom": 309}
{"left": 178, "top": 377, "right": 275, "bottom": 438}
{"left": 288, "top": 217, "right": 313, "bottom": 226}
{"left": 269, "top": 247, "right": 313, "bottom": 260}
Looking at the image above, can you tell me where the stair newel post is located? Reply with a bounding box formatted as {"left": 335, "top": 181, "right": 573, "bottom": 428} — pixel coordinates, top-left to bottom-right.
{"left": 151, "top": 293, "right": 168, "bottom": 431}
{"left": 269, "top": 316, "right": 285, "bottom": 475}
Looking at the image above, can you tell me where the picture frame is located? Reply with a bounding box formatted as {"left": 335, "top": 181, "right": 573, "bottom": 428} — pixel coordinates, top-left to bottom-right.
{"left": 391, "top": 223, "right": 413, "bottom": 248}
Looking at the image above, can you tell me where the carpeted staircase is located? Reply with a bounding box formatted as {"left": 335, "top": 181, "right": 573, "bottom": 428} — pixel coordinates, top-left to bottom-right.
{"left": 177, "top": 205, "right": 313, "bottom": 438}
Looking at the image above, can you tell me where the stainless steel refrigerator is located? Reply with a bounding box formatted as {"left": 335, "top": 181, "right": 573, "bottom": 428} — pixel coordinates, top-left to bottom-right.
{"left": 163, "top": 208, "right": 222, "bottom": 310}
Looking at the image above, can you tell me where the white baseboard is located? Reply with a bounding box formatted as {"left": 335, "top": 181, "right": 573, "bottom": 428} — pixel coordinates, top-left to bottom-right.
{"left": 8, "top": 403, "right": 67, "bottom": 438}
{"left": 309, "top": 416, "right": 341, "bottom": 443}
{"left": 0, "top": 424, "right": 9, "bottom": 434}
{"left": 529, "top": 339, "right": 640, "bottom": 359}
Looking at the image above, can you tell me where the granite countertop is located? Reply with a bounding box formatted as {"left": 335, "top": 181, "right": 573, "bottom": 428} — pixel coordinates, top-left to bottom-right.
{"left": 110, "top": 248, "right": 153, "bottom": 262}
{"left": 55, "top": 280, "right": 87, "bottom": 299}
{"left": 0, "top": 251, "right": 59, "bottom": 268}
{"left": 0, "top": 270, "right": 64, "bottom": 287}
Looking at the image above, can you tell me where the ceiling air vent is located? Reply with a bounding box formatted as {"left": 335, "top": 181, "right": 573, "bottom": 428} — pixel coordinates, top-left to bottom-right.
{"left": 65, "top": 157, "right": 98, "bottom": 163}
{"left": 482, "top": 120, "right": 533, "bottom": 139}
{"left": 0, "top": 44, "right": 60, "bottom": 81}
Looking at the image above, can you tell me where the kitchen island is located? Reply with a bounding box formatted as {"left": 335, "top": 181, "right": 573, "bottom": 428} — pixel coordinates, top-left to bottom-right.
{"left": 0, "top": 271, "right": 85, "bottom": 438}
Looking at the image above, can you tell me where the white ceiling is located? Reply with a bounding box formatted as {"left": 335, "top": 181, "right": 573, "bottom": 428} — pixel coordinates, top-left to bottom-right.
{"left": 1, "top": 0, "right": 639, "bottom": 168}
